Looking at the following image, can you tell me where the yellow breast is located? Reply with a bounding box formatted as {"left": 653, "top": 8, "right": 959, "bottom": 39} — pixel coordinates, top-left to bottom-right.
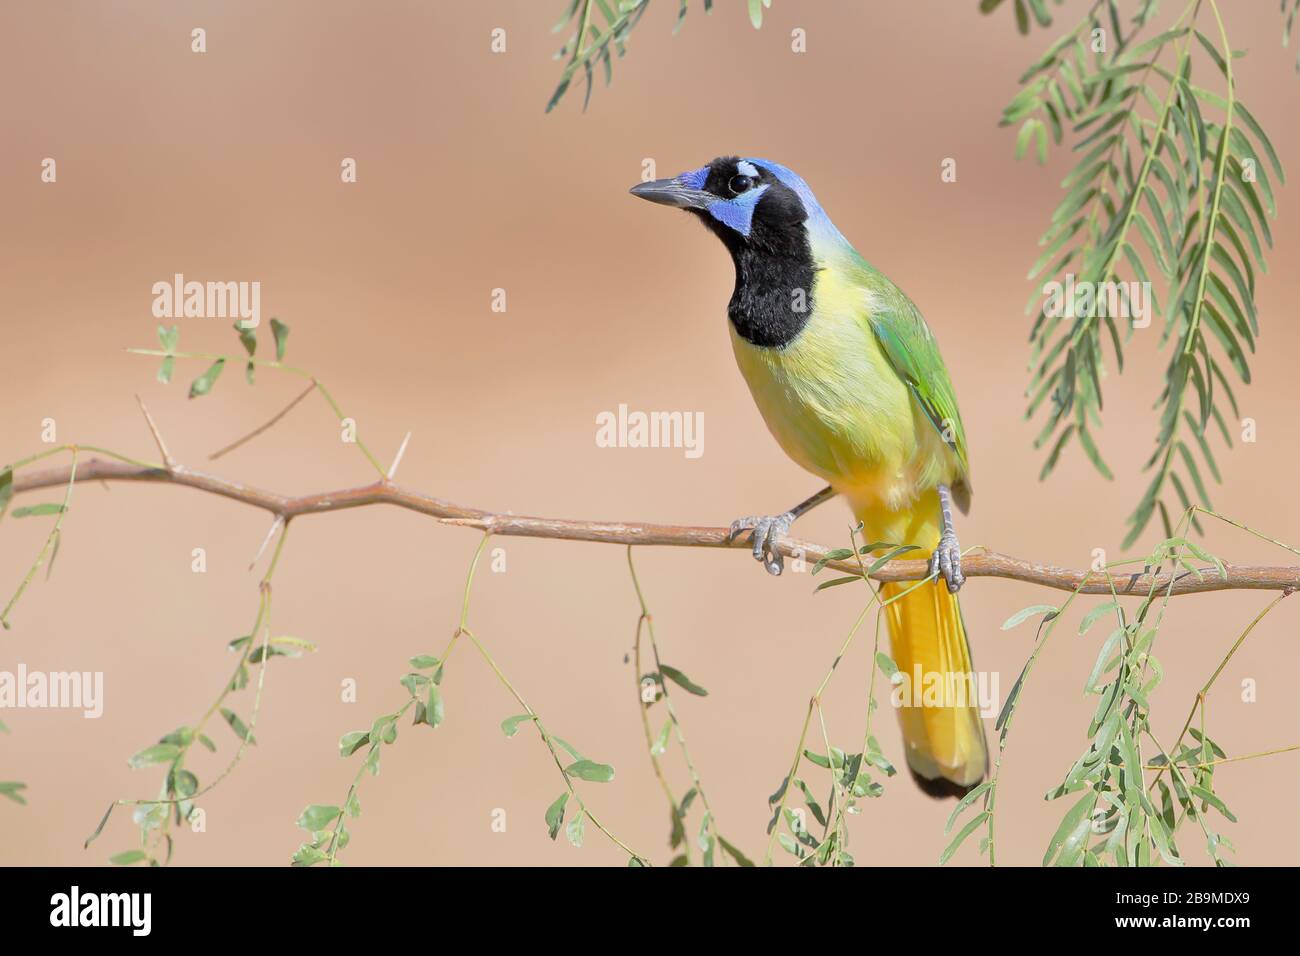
{"left": 729, "top": 270, "right": 956, "bottom": 516}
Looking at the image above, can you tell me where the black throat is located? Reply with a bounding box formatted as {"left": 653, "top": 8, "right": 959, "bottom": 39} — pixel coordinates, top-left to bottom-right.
{"left": 724, "top": 237, "right": 817, "bottom": 349}
{"left": 698, "top": 209, "right": 816, "bottom": 350}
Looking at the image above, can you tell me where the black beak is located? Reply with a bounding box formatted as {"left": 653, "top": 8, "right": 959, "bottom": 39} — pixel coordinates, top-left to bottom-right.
{"left": 629, "top": 177, "right": 713, "bottom": 210}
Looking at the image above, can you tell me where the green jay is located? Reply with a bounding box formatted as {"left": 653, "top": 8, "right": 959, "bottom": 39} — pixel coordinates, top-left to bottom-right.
{"left": 631, "top": 157, "right": 987, "bottom": 795}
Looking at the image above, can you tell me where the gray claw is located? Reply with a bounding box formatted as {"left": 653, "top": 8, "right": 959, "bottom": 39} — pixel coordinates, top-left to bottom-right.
{"left": 929, "top": 531, "right": 965, "bottom": 593}
{"left": 728, "top": 512, "right": 794, "bottom": 576}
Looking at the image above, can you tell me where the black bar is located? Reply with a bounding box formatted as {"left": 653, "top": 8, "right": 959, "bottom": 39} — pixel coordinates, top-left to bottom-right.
{"left": 0, "top": 864, "right": 1280, "bottom": 938}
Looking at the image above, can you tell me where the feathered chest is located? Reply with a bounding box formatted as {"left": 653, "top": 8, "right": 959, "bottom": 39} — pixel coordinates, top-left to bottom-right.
{"left": 729, "top": 280, "right": 917, "bottom": 486}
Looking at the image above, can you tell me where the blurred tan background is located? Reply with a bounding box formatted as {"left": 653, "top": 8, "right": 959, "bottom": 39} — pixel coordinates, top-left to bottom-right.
{"left": 1, "top": 0, "right": 1298, "bottom": 867}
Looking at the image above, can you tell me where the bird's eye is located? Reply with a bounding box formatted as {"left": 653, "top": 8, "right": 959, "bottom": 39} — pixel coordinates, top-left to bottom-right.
{"left": 728, "top": 174, "right": 754, "bottom": 195}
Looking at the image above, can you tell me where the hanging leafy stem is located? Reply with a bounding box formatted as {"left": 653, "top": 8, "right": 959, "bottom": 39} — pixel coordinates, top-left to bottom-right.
{"left": 763, "top": 528, "right": 907, "bottom": 867}
{"left": 627, "top": 547, "right": 751, "bottom": 866}
{"left": 978, "top": 0, "right": 1068, "bottom": 35}
{"left": 1285, "top": 1, "right": 1300, "bottom": 71}
{"left": 548, "top": 1, "right": 777, "bottom": 112}
{"left": 945, "top": 505, "right": 1299, "bottom": 867}
{"left": 295, "top": 535, "right": 645, "bottom": 866}
{"left": 1008, "top": 0, "right": 1284, "bottom": 547}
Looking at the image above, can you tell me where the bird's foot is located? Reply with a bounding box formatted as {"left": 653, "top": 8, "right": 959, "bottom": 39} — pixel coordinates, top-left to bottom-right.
{"left": 929, "top": 530, "right": 965, "bottom": 593}
{"left": 727, "top": 511, "right": 795, "bottom": 576}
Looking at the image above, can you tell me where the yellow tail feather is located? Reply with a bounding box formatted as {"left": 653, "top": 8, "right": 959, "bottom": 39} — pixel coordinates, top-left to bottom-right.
{"left": 881, "top": 575, "right": 987, "bottom": 792}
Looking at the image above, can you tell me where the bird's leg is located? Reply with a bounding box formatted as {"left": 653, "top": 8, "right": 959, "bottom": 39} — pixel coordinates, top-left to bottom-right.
{"left": 930, "top": 484, "right": 965, "bottom": 593}
{"left": 727, "top": 485, "right": 837, "bottom": 576}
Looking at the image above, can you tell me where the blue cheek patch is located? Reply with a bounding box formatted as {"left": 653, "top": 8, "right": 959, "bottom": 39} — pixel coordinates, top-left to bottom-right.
{"left": 706, "top": 183, "right": 769, "bottom": 237}
{"left": 677, "top": 166, "right": 708, "bottom": 190}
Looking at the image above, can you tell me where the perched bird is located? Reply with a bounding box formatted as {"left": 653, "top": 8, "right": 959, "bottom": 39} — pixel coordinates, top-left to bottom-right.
{"left": 631, "top": 157, "right": 986, "bottom": 795}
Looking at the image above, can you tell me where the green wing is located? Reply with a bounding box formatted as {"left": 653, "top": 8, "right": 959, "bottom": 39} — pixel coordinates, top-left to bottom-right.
{"left": 861, "top": 270, "right": 971, "bottom": 481}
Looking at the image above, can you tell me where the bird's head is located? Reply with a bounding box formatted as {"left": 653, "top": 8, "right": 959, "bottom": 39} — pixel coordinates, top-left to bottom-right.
{"left": 630, "top": 156, "right": 838, "bottom": 257}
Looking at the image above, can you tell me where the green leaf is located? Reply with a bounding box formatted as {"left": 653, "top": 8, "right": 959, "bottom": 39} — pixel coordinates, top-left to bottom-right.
{"left": 127, "top": 743, "right": 180, "bottom": 768}
{"left": 339, "top": 731, "right": 369, "bottom": 757}
{"left": 1001, "top": 604, "right": 1058, "bottom": 630}
{"left": 110, "top": 850, "right": 148, "bottom": 866}
{"left": 1190, "top": 785, "right": 1237, "bottom": 823}
{"left": 996, "top": 657, "right": 1031, "bottom": 735}
{"left": 1075, "top": 424, "right": 1113, "bottom": 481}
{"left": 718, "top": 835, "right": 755, "bottom": 867}
{"left": 234, "top": 320, "right": 257, "bottom": 357}
{"left": 270, "top": 635, "right": 315, "bottom": 653}
{"left": 1085, "top": 628, "right": 1126, "bottom": 693}
{"left": 564, "top": 759, "right": 615, "bottom": 783}
{"left": 875, "top": 651, "right": 899, "bottom": 679}
{"left": 1038, "top": 424, "right": 1074, "bottom": 480}
{"left": 1146, "top": 807, "right": 1184, "bottom": 865}
{"left": 552, "top": 737, "right": 584, "bottom": 761}
{"left": 945, "top": 781, "right": 992, "bottom": 833}
{"left": 399, "top": 672, "right": 428, "bottom": 697}
{"left": 792, "top": 778, "right": 827, "bottom": 828}
{"left": 269, "top": 318, "right": 289, "bottom": 361}
{"left": 156, "top": 324, "right": 180, "bottom": 384}
{"left": 545, "top": 792, "right": 569, "bottom": 840}
{"left": 426, "top": 685, "right": 445, "bottom": 728}
{"left": 1043, "top": 791, "right": 1095, "bottom": 866}
{"left": 1016, "top": 117, "right": 1041, "bottom": 161}
{"left": 409, "top": 654, "right": 440, "bottom": 670}
{"left": 658, "top": 664, "right": 708, "bottom": 696}
{"left": 802, "top": 750, "right": 829, "bottom": 770}
{"left": 220, "top": 707, "right": 255, "bottom": 744}
{"left": 650, "top": 717, "right": 671, "bottom": 756}
{"left": 296, "top": 804, "right": 341, "bottom": 831}
{"left": 1078, "top": 601, "right": 1119, "bottom": 635}
{"left": 249, "top": 636, "right": 312, "bottom": 663}
{"left": 1182, "top": 536, "right": 1227, "bottom": 579}
{"left": 811, "top": 548, "right": 854, "bottom": 574}
{"left": 11, "top": 503, "right": 65, "bottom": 518}
{"left": 864, "top": 747, "right": 897, "bottom": 777}
{"left": 501, "top": 714, "right": 533, "bottom": 738}
{"left": 940, "top": 811, "right": 990, "bottom": 865}
{"left": 84, "top": 803, "right": 115, "bottom": 847}
{"left": 188, "top": 358, "right": 225, "bottom": 399}
{"left": 813, "top": 575, "right": 861, "bottom": 592}
{"left": 171, "top": 769, "right": 198, "bottom": 798}
{"left": 1233, "top": 102, "right": 1284, "bottom": 184}
{"left": 565, "top": 809, "right": 586, "bottom": 847}
{"left": 1188, "top": 727, "right": 1226, "bottom": 758}
{"left": 291, "top": 843, "right": 327, "bottom": 866}
{"left": 0, "top": 782, "right": 28, "bottom": 806}
{"left": 866, "top": 544, "right": 920, "bottom": 574}
{"left": 1193, "top": 30, "right": 1228, "bottom": 78}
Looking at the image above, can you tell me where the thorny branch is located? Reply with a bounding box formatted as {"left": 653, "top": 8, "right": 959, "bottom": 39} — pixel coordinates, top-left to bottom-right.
{"left": 10, "top": 455, "right": 1300, "bottom": 598}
